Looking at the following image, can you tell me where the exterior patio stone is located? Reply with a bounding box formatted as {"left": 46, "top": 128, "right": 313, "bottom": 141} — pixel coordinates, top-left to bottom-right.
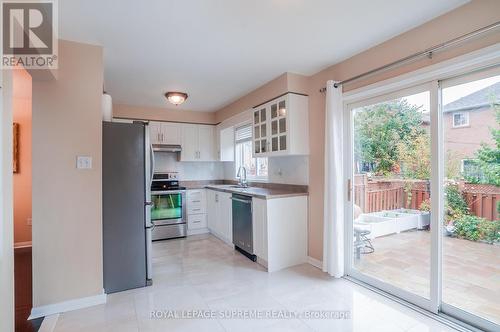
{"left": 354, "top": 230, "right": 500, "bottom": 325}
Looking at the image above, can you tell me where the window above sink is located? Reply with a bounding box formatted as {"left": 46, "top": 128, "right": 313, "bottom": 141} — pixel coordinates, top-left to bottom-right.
{"left": 234, "top": 124, "right": 268, "bottom": 181}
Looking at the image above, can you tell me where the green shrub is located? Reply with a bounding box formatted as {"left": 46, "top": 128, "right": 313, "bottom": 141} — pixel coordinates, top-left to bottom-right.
{"left": 453, "top": 215, "right": 500, "bottom": 243}
{"left": 444, "top": 185, "right": 469, "bottom": 225}
{"left": 445, "top": 185, "right": 468, "bottom": 214}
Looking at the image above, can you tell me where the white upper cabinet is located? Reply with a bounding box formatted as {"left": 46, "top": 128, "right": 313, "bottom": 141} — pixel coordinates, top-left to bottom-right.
{"left": 198, "top": 125, "right": 216, "bottom": 161}
{"left": 180, "top": 124, "right": 216, "bottom": 161}
{"left": 149, "top": 121, "right": 181, "bottom": 145}
{"left": 162, "top": 123, "right": 181, "bottom": 145}
{"left": 218, "top": 126, "right": 235, "bottom": 161}
{"left": 180, "top": 124, "right": 199, "bottom": 161}
{"left": 253, "top": 93, "right": 309, "bottom": 157}
{"left": 149, "top": 121, "right": 163, "bottom": 144}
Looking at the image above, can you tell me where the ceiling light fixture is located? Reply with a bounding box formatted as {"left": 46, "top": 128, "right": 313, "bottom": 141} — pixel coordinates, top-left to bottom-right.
{"left": 165, "top": 91, "right": 188, "bottom": 106}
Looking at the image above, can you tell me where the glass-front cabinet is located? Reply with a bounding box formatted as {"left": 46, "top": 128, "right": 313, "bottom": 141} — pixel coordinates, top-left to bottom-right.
{"left": 254, "top": 107, "right": 267, "bottom": 154}
{"left": 252, "top": 93, "right": 309, "bottom": 157}
{"left": 270, "top": 98, "right": 288, "bottom": 152}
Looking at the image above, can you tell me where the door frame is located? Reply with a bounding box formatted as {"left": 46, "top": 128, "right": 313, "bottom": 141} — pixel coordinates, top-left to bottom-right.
{"left": 1, "top": 64, "right": 15, "bottom": 332}
{"left": 341, "top": 43, "right": 500, "bottom": 331}
{"left": 343, "top": 82, "right": 438, "bottom": 313}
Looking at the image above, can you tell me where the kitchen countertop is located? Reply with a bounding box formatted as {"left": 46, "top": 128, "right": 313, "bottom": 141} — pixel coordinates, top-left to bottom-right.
{"left": 204, "top": 184, "right": 308, "bottom": 200}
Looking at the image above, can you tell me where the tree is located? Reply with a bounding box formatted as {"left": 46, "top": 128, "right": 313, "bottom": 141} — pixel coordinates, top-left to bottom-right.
{"left": 465, "top": 105, "right": 500, "bottom": 186}
{"left": 397, "top": 130, "right": 431, "bottom": 180}
{"left": 354, "top": 99, "right": 426, "bottom": 175}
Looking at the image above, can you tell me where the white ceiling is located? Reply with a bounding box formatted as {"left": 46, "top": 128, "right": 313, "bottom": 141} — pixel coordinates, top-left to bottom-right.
{"left": 59, "top": 0, "right": 468, "bottom": 112}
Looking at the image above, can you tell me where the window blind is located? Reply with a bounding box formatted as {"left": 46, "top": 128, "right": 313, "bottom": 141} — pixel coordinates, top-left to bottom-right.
{"left": 235, "top": 124, "right": 252, "bottom": 143}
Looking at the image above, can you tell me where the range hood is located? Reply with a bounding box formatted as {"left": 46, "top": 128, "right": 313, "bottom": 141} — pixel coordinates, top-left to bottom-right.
{"left": 152, "top": 144, "right": 182, "bottom": 152}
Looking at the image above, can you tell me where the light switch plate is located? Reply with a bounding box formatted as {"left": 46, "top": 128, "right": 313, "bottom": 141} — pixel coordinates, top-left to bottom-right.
{"left": 76, "top": 156, "right": 92, "bottom": 169}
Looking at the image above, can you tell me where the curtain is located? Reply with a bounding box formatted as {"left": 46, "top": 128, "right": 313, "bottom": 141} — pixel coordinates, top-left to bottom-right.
{"left": 323, "top": 80, "right": 345, "bottom": 278}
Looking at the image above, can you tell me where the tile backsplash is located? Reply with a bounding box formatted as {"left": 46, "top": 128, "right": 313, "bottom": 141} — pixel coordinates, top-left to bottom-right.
{"left": 154, "top": 152, "right": 308, "bottom": 185}
{"left": 223, "top": 155, "right": 309, "bottom": 185}
{"left": 153, "top": 152, "right": 224, "bottom": 180}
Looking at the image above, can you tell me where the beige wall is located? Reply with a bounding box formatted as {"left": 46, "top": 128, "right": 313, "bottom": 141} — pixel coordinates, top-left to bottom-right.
{"left": 113, "top": 104, "right": 217, "bottom": 124}
{"left": 13, "top": 68, "right": 32, "bottom": 243}
{"left": 32, "top": 40, "right": 104, "bottom": 307}
{"left": 214, "top": 73, "right": 309, "bottom": 123}
{"left": 1, "top": 69, "right": 15, "bottom": 332}
{"left": 215, "top": 0, "right": 500, "bottom": 260}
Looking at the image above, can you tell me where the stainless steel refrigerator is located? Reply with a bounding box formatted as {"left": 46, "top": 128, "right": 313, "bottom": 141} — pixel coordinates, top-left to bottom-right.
{"left": 102, "top": 121, "right": 153, "bottom": 293}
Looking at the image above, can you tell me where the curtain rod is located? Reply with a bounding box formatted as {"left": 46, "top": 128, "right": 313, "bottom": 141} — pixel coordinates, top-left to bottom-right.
{"left": 319, "top": 20, "right": 500, "bottom": 92}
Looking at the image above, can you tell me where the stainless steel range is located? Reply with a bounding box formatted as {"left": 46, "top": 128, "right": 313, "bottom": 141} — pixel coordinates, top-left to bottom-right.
{"left": 150, "top": 172, "right": 187, "bottom": 240}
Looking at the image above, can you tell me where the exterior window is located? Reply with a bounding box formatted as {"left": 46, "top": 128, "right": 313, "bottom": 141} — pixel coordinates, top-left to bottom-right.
{"left": 452, "top": 111, "right": 469, "bottom": 128}
{"left": 235, "top": 124, "right": 268, "bottom": 179}
{"left": 461, "top": 159, "right": 484, "bottom": 182}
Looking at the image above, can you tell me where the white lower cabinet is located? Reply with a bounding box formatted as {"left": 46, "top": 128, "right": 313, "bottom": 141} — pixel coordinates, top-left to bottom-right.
{"left": 206, "top": 189, "right": 308, "bottom": 272}
{"left": 252, "top": 196, "right": 308, "bottom": 272}
{"left": 206, "top": 190, "right": 233, "bottom": 245}
{"left": 252, "top": 198, "right": 268, "bottom": 261}
{"left": 186, "top": 189, "right": 209, "bottom": 235}
{"left": 188, "top": 214, "right": 207, "bottom": 230}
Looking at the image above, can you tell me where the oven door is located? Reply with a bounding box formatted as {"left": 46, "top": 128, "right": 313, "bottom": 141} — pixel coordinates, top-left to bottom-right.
{"left": 151, "top": 190, "right": 186, "bottom": 226}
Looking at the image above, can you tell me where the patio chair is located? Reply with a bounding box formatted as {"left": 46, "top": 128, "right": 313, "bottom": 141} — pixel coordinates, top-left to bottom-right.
{"left": 353, "top": 226, "right": 374, "bottom": 259}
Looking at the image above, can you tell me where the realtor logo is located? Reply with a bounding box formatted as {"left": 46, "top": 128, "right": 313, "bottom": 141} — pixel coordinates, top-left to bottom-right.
{"left": 1, "top": 0, "right": 58, "bottom": 69}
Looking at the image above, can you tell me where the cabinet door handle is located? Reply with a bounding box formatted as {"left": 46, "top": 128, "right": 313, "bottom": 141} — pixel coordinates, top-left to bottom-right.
{"left": 193, "top": 220, "right": 201, "bottom": 223}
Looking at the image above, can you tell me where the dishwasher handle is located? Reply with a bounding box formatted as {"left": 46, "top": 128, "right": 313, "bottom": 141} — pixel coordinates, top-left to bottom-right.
{"left": 230, "top": 197, "right": 252, "bottom": 204}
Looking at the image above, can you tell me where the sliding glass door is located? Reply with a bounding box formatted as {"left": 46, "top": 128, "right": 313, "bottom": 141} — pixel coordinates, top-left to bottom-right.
{"left": 440, "top": 71, "right": 500, "bottom": 330}
{"left": 345, "top": 67, "right": 500, "bottom": 330}
{"left": 346, "top": 85, "right": 435, "bottom": 311}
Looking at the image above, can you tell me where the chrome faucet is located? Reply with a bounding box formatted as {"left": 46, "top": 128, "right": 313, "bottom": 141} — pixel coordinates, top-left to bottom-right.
{"left": 236, "top": 166, "right": 248, "bottom": 187}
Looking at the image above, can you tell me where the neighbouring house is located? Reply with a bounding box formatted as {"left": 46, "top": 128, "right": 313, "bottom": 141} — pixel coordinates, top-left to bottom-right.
{"left": 443, "top": 81, "right": 499, "bottom": 175}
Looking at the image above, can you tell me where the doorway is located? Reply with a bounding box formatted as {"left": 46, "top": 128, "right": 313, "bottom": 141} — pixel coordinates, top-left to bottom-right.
{"left": 12, "top": 68, "right": 36, "bottom": 332}
{"left": 345, "top": 67, "right": 500, "bottom": 331}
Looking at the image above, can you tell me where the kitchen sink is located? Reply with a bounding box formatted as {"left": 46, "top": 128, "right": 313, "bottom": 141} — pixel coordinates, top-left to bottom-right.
{"left": 229, "top": 185, "right": 250, "bottom": 189}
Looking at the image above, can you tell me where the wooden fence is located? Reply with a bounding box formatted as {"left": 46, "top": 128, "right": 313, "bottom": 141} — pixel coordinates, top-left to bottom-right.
{"left": 354, "top": 174, "right": 499, "bottom": 220}
{"left": 461, "top": 183, "right": 499, "bottom": 221}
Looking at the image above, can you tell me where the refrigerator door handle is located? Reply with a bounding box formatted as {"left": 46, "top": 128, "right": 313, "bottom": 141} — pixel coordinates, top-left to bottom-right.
{"left": 150, "top": 144, "right": 155, "bottom": 187}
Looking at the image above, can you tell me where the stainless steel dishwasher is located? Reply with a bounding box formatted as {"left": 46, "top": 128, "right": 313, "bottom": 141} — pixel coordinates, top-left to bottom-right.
{"left": 231, "top": 194, "right": 256, "bottom": 261}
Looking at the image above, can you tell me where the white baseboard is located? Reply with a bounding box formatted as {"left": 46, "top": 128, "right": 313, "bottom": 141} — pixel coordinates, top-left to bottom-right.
{"left": 187, "top": 228, "right": 209, "bottom": 236}
{"left": 307, "top": 256, "right": 323, "bottom": 270}
{"left": 29, "top": 293, "right": 107, "bottom": 320}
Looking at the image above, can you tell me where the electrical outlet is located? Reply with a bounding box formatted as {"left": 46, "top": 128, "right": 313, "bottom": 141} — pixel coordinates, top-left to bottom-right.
{"left": 76, "top": 156, "right": 92, "bottom": 169}
{"left": 27, "top": 218, "right": 32, "bottom": 226}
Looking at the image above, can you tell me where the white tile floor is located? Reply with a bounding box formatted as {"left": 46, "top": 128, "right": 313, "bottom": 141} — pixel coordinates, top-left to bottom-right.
{"left": 53, "top": 234, "right": 459, "bottom": 332}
